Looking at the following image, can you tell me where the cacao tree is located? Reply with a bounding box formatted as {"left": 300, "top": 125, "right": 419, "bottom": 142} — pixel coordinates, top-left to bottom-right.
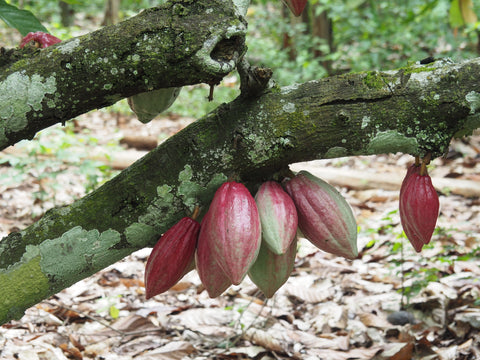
{"left": 0, "top": 0, "right": 480, "bottom": 326}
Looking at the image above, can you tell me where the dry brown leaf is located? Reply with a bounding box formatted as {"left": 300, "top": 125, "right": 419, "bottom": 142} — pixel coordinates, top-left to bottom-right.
{"left": 244, "top": 328, "right": 285, "bottom": 353}
{"left": 382, "top": 343, "right": 414, "bottom": 360}
{"left": 358, "top": 312, "right": 392, "bottom": 329}
{"left": 135, "top": 341, "right": 196, "bottom": 360}
{"left": 284, "top": 278, "right": 335, "bottom": 303}
{"left": 308, "top": 346, "right": 383, "bottom": 360}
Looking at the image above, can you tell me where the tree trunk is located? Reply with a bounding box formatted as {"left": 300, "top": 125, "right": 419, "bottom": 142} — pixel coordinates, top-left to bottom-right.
{"left": 102, "top": 0, "right": 120, "bottom": 26}
{"left": 1, "top": 1, "right": 480, "bottom": 326}
{"left": 59, "top": 1, "right": 75, "bottom": 27}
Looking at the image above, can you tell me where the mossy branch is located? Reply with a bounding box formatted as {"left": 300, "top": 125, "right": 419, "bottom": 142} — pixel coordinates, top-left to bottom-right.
{"left": 0, "top": 0, "right": 247, "bottom": 149}
{"left": 1, "top": 40, "right": 480, "bottom": 324}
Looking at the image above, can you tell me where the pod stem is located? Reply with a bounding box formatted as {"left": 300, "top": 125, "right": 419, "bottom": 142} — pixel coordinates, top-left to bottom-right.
{"left": 191, "top": 206, "right": 201, "bottom": 220}
{"left": 420, "top": 153, "right": 432, "bottom": 176}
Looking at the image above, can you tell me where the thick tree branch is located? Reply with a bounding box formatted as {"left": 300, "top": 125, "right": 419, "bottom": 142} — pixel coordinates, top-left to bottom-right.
{"left": 0, "top": 0, "right": 247, "bottom": 149}
{"left": 1, "top": 56, "right": 480, "bottom": 325}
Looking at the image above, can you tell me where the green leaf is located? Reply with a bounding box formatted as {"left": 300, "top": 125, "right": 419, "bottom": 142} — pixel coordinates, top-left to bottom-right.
{"left": 0, "top": 0, "right": 48, "bottom": 36}
{"left": 109, "top": 305, "right": 120, "bottom": 319}
{"left": 449, "top": 0, "right": 465, "bottom": 28}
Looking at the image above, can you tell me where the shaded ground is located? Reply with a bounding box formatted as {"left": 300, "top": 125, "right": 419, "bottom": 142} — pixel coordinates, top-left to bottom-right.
{"left": 0, "top": 109, "right": 480, "bottom": 360}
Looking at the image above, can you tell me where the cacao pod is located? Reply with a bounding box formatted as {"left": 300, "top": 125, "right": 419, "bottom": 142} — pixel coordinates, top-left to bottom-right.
{"left": 399, "top": 165, "right": 439, "bottom": 252}
{"left": 248, "top": 237, "right": 297, "bottom": 298}
{"left": 197, "top": 181, "right": 261, "bottom": 285}
{"left": 255, "top": 181, "right": 298, "bottom": 255}
{"left": 196, "top": 210, "right": 232, "bottom": 297}
{"left": 19, "top": 31, "right": 61, "bottom": 48}
{"left": 284, "top": 170, "right": 358, "bottom": 259}
{"left": 127, "top": 87, "right": 181, "bottom": 124}
{"left": 144, "top": 217, "right": 199, "bottom": 299}
{"left": 281, "top": 0, "right": 308, "bottom": 16}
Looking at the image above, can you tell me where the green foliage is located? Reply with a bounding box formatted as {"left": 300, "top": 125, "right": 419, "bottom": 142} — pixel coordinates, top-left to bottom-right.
{"left": 0, "top": 123, "right": 120, "bottom": 216}
{"left": 0, "top": 0, "right": 48, "bottom": 35}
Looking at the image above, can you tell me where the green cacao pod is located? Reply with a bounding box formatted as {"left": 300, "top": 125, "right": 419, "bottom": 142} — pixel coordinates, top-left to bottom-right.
{"left": 284, "top": 170, "right": 358, "bottom": 259}
{"left": 127, "top": 87, "right": 181, "bottom": 124}
{"left": 255, "top": 181, "right": 298, "bottom": 255}
{"left": 248, "top": 237, "right": 297, "bottom": 298}
{"left": 399, "top": 164, "right": 439, "bottom": 252}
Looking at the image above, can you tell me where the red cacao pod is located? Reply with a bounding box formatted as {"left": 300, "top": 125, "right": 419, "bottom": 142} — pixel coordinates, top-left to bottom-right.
{"left": 255, "top": 181, "right": 298, "bottom": 255}
{"left": 196, "top": 209, "right": 232, "bottom": 297}
{"left": 281, "top": 0, "right": 308, "bottom": 16}
{"left": 144, "top": 217, "right": 199, "bottom": 299}
{"left": 248, "top": 237, "right": 297, "bottom": 298}
{"left": 19, "top": 31, "right": 61, "bottom": 48}
{"left": 197, "top": 181, "right": 261, "bottom": 285}
{"left": 399, "top": 165, "right": 439, "bottom": 252}
{"left": 284, "top": 171, "right": 358, "bottom": 259}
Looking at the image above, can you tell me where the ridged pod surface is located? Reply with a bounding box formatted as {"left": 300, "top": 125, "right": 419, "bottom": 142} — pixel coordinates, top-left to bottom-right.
{"left": 281, "top": 0, "right": 308, "bottom": 16}
{"left": 284, "top": 171, "right": 358, "bottom": 259}
{"left": 248, "top": 237, "right": 297, "bottom": 298}
{"left": 196, "top": 209, "right": 232, "bottom": 297}
{"left": 197, "top": 181, "right": 261, "bottom": 285}
{"left": 399, "top": 165, "right": 439, "bottom": 252}
{"left": 127, "top": 87, "right": 181, "bottom": 123}
{"left": 255, "top": 181, "right": 298, "bottom": 255}
{"left": 144, "top": 217, "right": 200, "bottom": 299}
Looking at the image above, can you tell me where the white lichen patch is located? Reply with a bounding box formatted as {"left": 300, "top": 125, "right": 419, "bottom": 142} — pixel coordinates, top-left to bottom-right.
{"left": 280, "top": 83, "right": 300, "bottom": 95}
{"left": 0, "top": 72, "right": 56, "bottom": 136}
{"left": 361, "top": 116, "right": 371, "bottom": 129}
{"left": 38, "top": 226, "right": 126, "bottom": 290}
{"left": 57, "top": 38, "right": 80, "bottom": 54}
{"left": 465, "top": 91, "right": 480, "bottom": 114}
{"left": 125, "top": 222, "right": 158, "bottom": 247}
{"left": 283, "top": 103, "right": 296, "bottom": 113}
{"left": 232, "top": 0, "right": 249, "bottom": 16}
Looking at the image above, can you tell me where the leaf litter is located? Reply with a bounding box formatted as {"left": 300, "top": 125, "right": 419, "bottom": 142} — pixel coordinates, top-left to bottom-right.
{"left": 0, "top": 111, "right": 479, "bottom": 359}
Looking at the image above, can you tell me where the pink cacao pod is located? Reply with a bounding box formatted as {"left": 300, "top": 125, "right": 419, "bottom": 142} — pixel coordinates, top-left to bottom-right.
{"left": 196, "top": 209, "right": 232, "bottom": 297}
{"left": 255, "top": 181, "right": 298, "bottom": 255}
{"left": 399, "top": 165, "right": 439, "bottom": 252}
{"left": 248, "top": 237, "right": 297, "bottom": 298}
{"left": 19, "top": 31, "right": 61, "bottom": 48}
{"left": 197, "top": 181, "right": 261, "bottom": 285}
{"left": 144, "top": 217, "right": 199, "bottom": 299}
{"left": 284, "top": 170, "right": 358, "bottom": 259}
{"left": 281, "top": 0, "right": 308, "bottom": 16}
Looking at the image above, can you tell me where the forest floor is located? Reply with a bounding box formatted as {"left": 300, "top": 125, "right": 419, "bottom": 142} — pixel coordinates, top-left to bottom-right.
{"left": 0, "top": 107, "right": 480, "bottom": 360}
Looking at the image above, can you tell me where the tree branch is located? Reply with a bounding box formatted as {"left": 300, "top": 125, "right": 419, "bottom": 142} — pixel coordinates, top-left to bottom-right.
{"left": 1, "top": 53, "right": 479, "bottom": 324}
{"left": 0, "top": 0, "right": 247, "bottom": 149}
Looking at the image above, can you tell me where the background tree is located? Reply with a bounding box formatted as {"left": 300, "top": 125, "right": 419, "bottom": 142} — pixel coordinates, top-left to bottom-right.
{"left": 0, "top": 0, "right": 479, "bottom": 326}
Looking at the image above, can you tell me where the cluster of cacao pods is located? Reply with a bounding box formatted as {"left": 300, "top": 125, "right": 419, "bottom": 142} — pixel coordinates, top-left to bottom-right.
{"left": 399, "top": 157, "right": 439, "bottom": 252}
{"left": 145, "top": 170, "right": 358, "bottom": 299}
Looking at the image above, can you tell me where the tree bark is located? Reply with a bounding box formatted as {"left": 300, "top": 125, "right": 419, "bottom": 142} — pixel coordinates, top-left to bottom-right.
{"left": 0, "top": 0, "right": 247, "bottom": 150}
{"left": 1, "top": 0, "right": 480, "bottom": 326}
{"left": 1, "top": 54, "right": 480, "bottom": 325}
